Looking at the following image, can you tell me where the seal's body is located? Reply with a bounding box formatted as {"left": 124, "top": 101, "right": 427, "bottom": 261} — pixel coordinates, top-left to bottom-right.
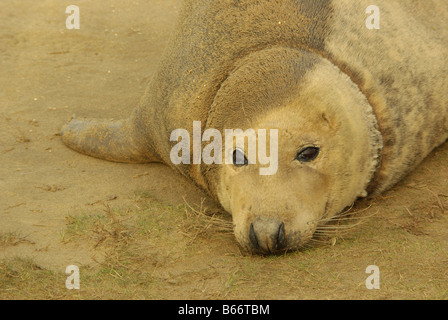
{"left": 62, "top": 0, "right": 448, "bottom": 254}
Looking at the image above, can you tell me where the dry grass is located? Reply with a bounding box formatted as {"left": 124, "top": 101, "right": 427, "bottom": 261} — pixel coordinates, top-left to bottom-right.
{"left": 179, "top": 197, "right": 233, "bottom": 243}
{"left": 62, "top": 204, "right": 133, "bottom": 248}
{"left": 1, "top": 191, "right": 448, "bottom": 299}
{"left": 0, "top": 232, "right": 34, "bottom": 248}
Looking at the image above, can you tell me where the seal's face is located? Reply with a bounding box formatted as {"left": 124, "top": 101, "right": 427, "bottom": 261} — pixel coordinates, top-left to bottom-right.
{"left": 217, "top": 102, "right": 340, "bottom": 253}
{"left": 218, "top": 108, "right": 330, "bottom": 253}
{"left": 209, "top": 57, "right": 382, "bottom": 254}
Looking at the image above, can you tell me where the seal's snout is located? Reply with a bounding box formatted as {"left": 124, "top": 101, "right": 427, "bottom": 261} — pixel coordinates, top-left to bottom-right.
{"left": 248, "top": 218, "right": 287, "bottom": 254}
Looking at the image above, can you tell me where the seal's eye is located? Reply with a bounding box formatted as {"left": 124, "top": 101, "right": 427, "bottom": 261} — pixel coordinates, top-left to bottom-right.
{"left": 232, "top": 149, "right": 248, "bottom": 167}
{"left": 296, "top": 147, "right": 320, "bottom": 162}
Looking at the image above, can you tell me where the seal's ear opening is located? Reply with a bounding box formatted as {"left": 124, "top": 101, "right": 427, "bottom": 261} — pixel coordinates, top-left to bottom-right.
{"left": 321, "top": 112, "right": 334, "bottom": 129}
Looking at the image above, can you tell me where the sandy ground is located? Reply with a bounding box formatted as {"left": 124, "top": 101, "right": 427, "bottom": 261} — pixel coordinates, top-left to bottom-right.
{"left": 0, "top": 0, "right": 447, "bottom": 299}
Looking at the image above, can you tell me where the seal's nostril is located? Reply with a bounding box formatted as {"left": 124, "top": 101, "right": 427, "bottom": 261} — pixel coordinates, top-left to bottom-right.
{"left": 276, "top": 222, "right": 286, "bottom": 250}
{"left": 249, "top": 223, "right": 259, "bottom": 249}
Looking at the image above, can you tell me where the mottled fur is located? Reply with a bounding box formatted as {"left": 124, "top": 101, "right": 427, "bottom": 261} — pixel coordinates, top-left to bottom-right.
{"left": 326, "top": 0, "right": 448, "bottom": 195}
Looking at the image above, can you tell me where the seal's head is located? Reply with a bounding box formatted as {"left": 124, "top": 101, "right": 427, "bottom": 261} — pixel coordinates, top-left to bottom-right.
{"left": 204, "top": 48, "right": 382, "bottom": 254}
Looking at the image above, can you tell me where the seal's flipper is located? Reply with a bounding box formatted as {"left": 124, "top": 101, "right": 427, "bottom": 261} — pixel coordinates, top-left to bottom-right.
{"left": 61, "top": 117, "right": 159, "bottom": 164}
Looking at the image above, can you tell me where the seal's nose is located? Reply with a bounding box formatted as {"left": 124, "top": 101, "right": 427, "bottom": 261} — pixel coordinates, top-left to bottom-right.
{"left": 249, "top": 218, "right": 287, "bottom": 254}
